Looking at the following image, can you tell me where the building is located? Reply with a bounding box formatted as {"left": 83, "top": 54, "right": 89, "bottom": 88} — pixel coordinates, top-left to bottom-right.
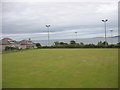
{"left": 19, "top": 38, "right": 36, "bottom": 49}
{"left": 0, "top": 38, "right": 36, "bottom": 52}
{"left": 0, "top": 38, "right": 20, "bottom": 51}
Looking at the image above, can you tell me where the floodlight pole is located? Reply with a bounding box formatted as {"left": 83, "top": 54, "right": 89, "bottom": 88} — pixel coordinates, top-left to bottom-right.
{"left": 102, "top": 19, "right": 108, "bottom": 46}
{"left": 46, "top": 25, "right": 50, "bottom": 46}
{"left": 110, "top": 30, "right": 113, "bottom": 44}
{"left": 75, "top": 32, "right": 77, "bottom": 43}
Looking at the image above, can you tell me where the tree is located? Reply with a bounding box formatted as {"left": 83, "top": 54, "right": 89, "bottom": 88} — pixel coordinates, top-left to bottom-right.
{"left": 117, "top": 42, "right": 120, "bottom": 46}
{"left": 54, "top": 41, "right": 60, "bottom": 46}
{"left": 36, "top": 43, "right": 41, "bottom": 48}
{"left": 80, "top": 42, "right": 84, "bottom": 45}
{"left": 97, "top": 41, "right": 103, "bottom": 45}
{"left": 70, "top": 40, "right": 76, "bottom": 45}
{"left": 59, "top": 42, "right": 68, "bottom": 46}
{"left": 102, "top": 41, "right": 108, "bottom": 45}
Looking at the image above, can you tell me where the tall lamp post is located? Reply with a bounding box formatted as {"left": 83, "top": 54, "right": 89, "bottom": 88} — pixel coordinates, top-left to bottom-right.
{"left": 46, "top": 24, "right": 50, "bottom": 46}
{"left": 102, "top": 19, "right": 108, "bottom": 46}
{"left": 110, "top": 30, "right": 113, "bottom": 44}
{"left": 75, "top": 32, "right": 77, "bottom": 43}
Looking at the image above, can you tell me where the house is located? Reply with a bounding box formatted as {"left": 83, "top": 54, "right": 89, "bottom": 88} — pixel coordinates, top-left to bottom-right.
{"left": 0, "top": 38, "right": 36, "bottom": 51}
{"left": 0, "top": 38, "right": 20, "bottom": 51}
{"left": 19, "top": 38, "right": 36, "bottom": 49}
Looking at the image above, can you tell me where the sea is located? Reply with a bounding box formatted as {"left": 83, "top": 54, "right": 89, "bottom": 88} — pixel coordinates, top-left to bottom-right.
{"left": 33, "top": 37, "right": 119, "bottom": 46}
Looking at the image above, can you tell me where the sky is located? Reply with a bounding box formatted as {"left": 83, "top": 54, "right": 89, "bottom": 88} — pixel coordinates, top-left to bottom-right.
{"left": 1, "top": 0, "right": 119, "bottom": 40}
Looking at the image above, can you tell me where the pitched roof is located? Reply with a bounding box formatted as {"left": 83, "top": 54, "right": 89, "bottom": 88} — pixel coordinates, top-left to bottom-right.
{"left": 19, "top": 39, "right": 33, "bottom": 45}
{"left": 1, "top": 38, "right": 17, "bottom": 45}
{"left": 1, "top": 38, "right": 34, "bottom": 45}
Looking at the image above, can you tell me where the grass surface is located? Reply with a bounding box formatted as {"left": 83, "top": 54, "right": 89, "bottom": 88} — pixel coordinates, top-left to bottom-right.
{"left": 2, "top": 49, "right": 118, "bottom": 88}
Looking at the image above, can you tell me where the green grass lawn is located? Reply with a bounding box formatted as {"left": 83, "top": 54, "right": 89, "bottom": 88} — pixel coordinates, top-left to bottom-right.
{"left": 2, "top": 49, "right": 118, "bottom": 88}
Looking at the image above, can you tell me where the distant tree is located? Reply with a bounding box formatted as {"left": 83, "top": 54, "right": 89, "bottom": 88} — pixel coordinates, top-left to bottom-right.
{"left": 102, "top": 41, "right": 108, "bottom": 45}
{"left": 59, "top": 42, "right": 68, "bottom": 46}
{"left": 36, "top": 43, "right": 41, "bottom": 48}
{"left": 70, "top": 40, "right": 76, "bottom": 45}
{"left": 97, "top": 41, "right": 103, "bottom": 45}
{"left": 117, "top": 42, "right": 120, "bottom": 48}
{"left": 117, "top": 42, "right": 120, "bottom": 46}
{"left": 54, "top": 41, "right": 60, "bottom": 46}
{"left": 80, "top": 42, "right": 84, "bottom": 45}
{"left": 60, "top": 42, "right": 64, "bottom": 45}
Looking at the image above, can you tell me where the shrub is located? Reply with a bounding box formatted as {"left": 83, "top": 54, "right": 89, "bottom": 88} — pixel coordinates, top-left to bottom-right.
{"left": 36, "top": 43, "right": 41, "bottom": 48}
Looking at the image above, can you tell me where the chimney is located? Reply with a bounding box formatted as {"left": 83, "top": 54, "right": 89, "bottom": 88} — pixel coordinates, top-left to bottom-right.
{"left": 29, "top": 38, "right": 31, "bottom": 41}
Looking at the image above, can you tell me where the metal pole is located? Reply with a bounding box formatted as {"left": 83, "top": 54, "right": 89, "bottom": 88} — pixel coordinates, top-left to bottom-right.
{"left": 104, "top": 22, "right": 107, "bottom": 44}
{"left": 110, "top": 30, "right": 113, "bottom": 44}
{"left": 46, "top": 25, "right": 50, "bottom": 46}
{"left": 102, "top": 19, "right": 108, "bottom": 46}
{"left": 48, "top": 27, "right": 50, "bottom": 46}
{"left": 75, "top": 32, "right": 77, "bottom": 43}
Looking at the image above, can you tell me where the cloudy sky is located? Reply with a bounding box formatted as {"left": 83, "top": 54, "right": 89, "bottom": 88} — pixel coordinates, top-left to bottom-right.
{"left": 1, "top": 0, "right": 119, "bottom": 40}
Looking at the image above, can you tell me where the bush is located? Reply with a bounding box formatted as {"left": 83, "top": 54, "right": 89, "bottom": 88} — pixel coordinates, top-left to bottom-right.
{"left": 36, "top": 43, "right": 41, "bottom": 48}
{"left": 34, "top": 41, "right": 119, "bottom": 49}
{"left": 5, "top": 46, "right": 20, "bottom": 51}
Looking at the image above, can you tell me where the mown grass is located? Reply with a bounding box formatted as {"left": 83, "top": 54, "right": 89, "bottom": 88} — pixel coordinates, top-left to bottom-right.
{"left": 2, "top": 49, "right": 118, "bottom": 88}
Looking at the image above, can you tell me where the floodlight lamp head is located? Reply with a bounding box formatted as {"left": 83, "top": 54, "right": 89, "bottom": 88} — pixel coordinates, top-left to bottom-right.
{"left": 102, "top": 20, "right": 104, "bottom": 22}
{"left": 46, "top": 25, "right": 50, "bottom": 27}
{"left": 102, "top": 19, "right": 108, "bottom": 22}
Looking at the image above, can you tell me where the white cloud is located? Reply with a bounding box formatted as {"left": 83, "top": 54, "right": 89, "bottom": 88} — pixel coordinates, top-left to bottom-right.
{"left": 2, "top": 1, "right": 118, "bottom": 40}
{"left": 96, "top": 3, "right": 118, "bottom": 14}
{"left": 2, "top": 0, "right": 120, "bottom": 3}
